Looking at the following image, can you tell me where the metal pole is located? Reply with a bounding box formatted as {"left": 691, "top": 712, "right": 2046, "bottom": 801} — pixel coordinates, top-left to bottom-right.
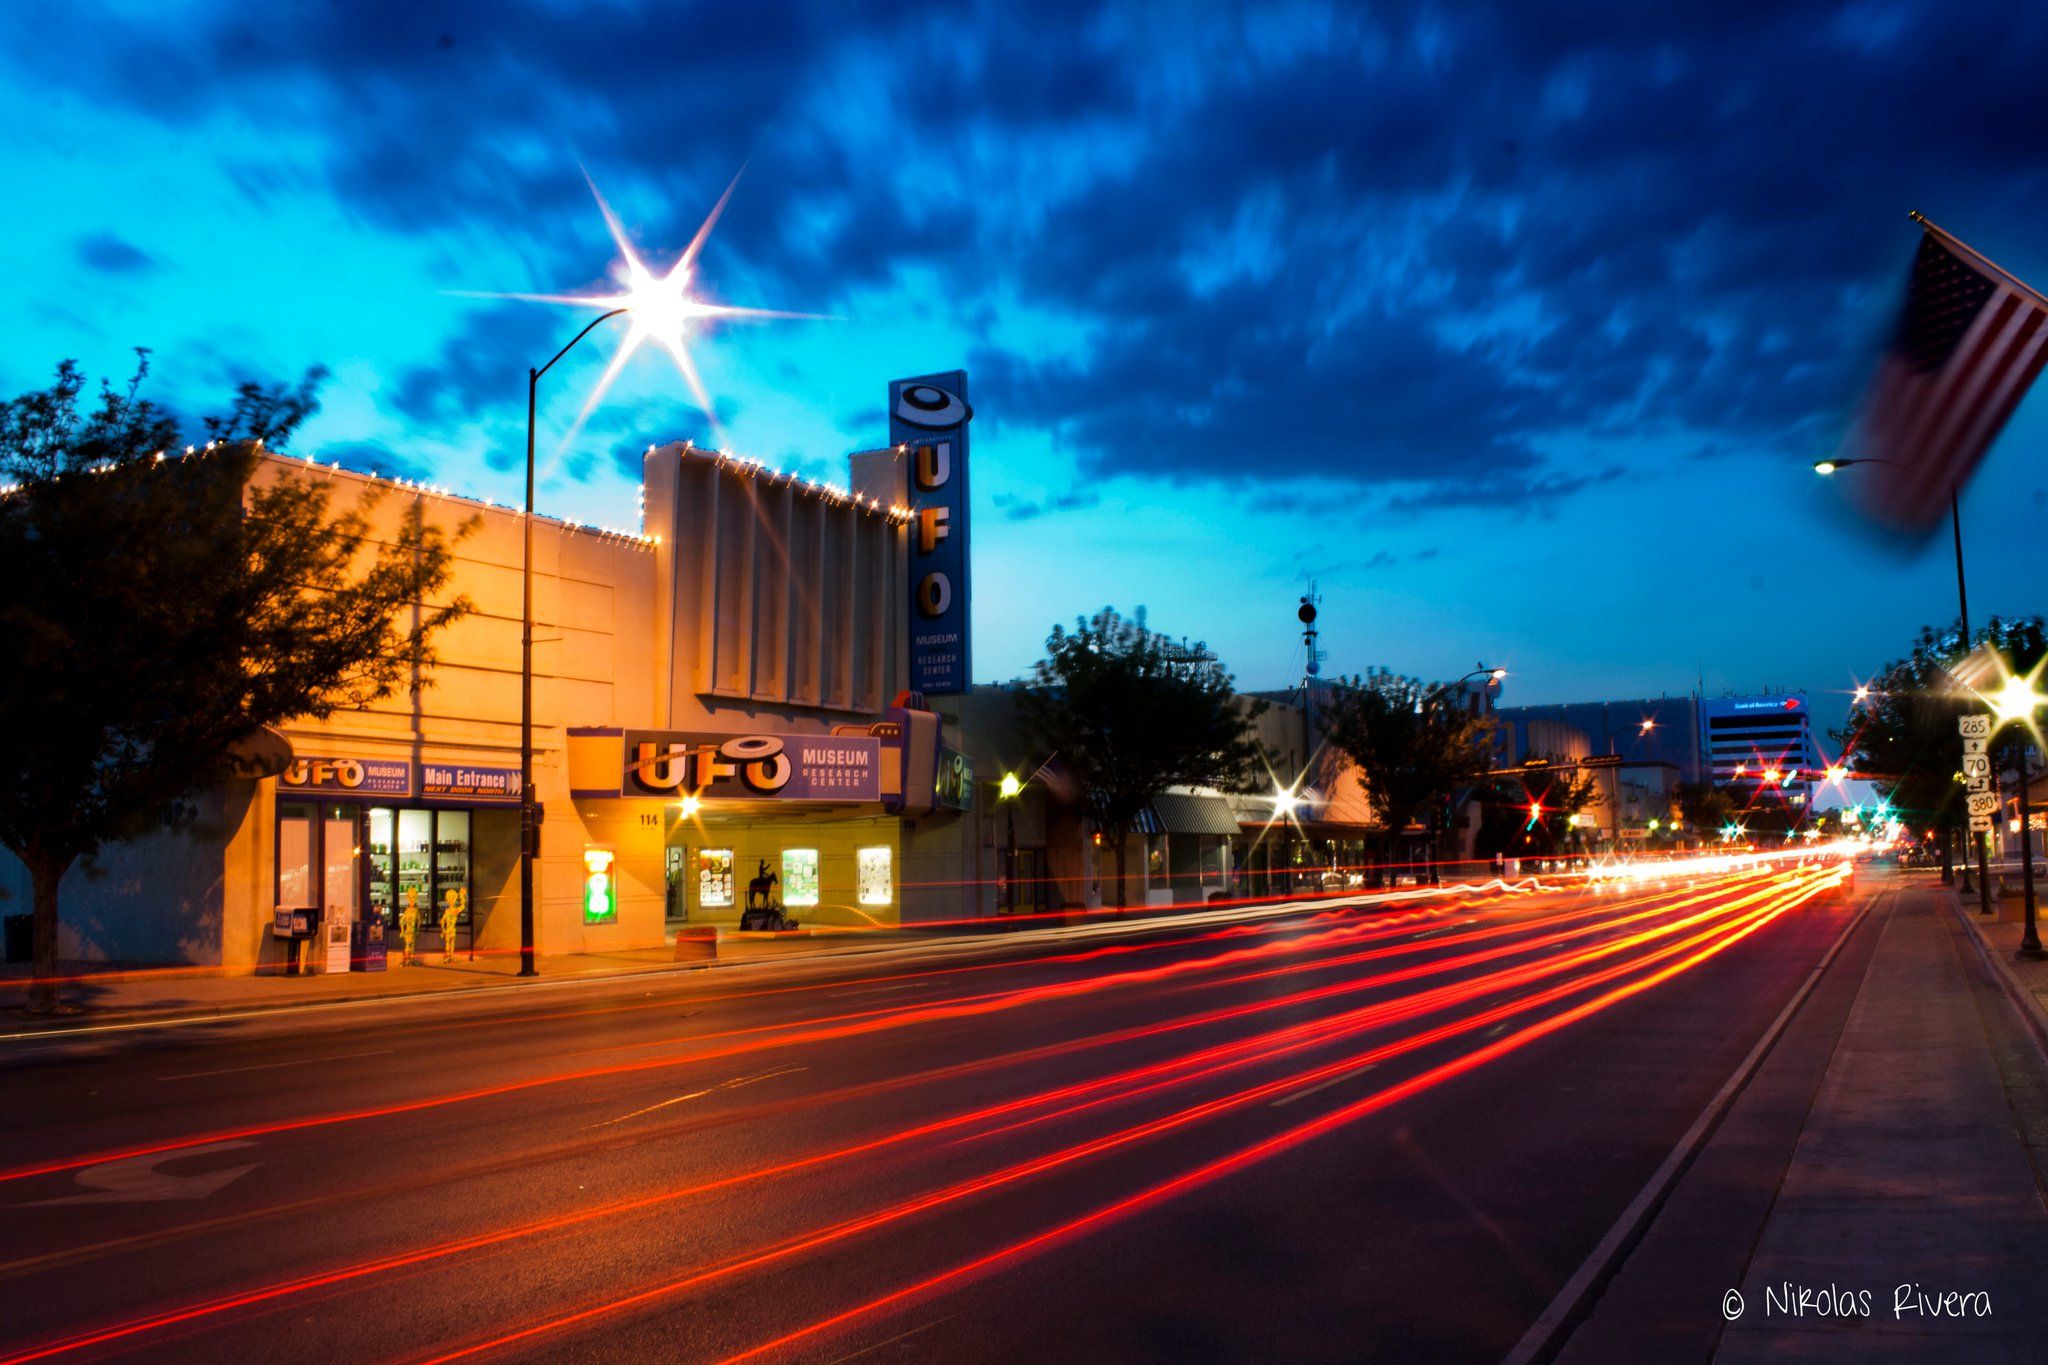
{"left": 513, "top": 309, "right": 626, "bottom": 980}
{"left": 1951, "top": 484, "right": 1991, "bottom": 904}
{"left": 519, "top": 367, "right": 538, "bottom": 977}
{"left": 2020, "top": 742, "right": 2041, "bottom": 956}
{"left": 1005, "top": 800, "right": 1017, "bottom": 913}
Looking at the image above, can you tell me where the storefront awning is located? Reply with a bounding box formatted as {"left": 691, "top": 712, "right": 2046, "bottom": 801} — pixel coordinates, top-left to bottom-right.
{"left": 1149, "top": 791, "right": 1241, "bottom": 836}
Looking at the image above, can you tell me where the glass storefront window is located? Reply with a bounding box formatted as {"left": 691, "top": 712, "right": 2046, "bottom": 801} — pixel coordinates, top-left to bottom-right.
{"left": 278, "top": 802, "right": 314, "bottom": 906}
{"left": 783, "top": 848, "right": 820, "bottom": 907}
{"left": 322, "top": 809, "right": 359, "bottom": 918}
{"left": 436, "top": 810, "right": 470, "bottom": 934}
{"left": 857, "top": 847, "right": 892, "bottom": 906}
{"left": 397, "top": 808, "right": 432, "bottom": 926}
{"left": 1199, "top": 839, "right": 1229, "bottom": 887}
{"left": 367, "top": 807, "right": 396, "bottom": 923}
{"left": 699, "top": 848, "right": 734, "bottom": 908}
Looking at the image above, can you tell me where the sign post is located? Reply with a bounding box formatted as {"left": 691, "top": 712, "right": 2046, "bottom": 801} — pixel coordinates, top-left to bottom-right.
{"left": 1961, "top": 714, "right": 1996, "bottom": 914}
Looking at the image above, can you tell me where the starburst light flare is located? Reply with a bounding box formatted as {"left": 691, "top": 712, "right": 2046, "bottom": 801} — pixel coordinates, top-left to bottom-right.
{"left": 460, "top": 169, "right": 832, "bottom": 463}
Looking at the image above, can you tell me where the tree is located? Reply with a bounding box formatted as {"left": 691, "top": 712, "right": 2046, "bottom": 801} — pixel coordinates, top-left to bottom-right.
{"left": 1834, "top": 618, "right": 2047, "bottom": 882}
{"left": 1022, "top": 607, "right": 1266, "bottom": 908}
{"left": 0, "top": 353, "right": 475, "bottom": 1010}
{"left": 1475, "top": 758, "right": 1597, "bottom": 860}
{"left": 1319, "top": 669, "right": 1496, "bottom": 876}
{"left": 1675, "top": 779, "right": 1737, "bottom": 842}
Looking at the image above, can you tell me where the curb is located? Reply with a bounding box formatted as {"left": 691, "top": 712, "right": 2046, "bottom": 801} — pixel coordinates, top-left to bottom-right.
{"left": 1947, "top": 889, "right": 2048, "bottom": 1069}
{"left": 1501, "top": 885, "right": 1876, "bottom": 1365}
{"left": 0, "top": 933, "right": 984, "bottom": 1038}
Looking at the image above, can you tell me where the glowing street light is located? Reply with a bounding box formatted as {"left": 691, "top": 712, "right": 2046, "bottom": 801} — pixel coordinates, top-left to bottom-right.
{"left": 1981, "top": 657, "right": 2048, "bottom": 955}
{"left": 1272, "top": 786, "right": 1301, "bottom": 818}
{"left": 494, "top": 174, "right": 819, "bottom": 977}
{"left": 998, "top": 772, "right": 1024, "bottom": 800}
{"left": 1826, "top": 765, "right": 1848, "bottom": 783}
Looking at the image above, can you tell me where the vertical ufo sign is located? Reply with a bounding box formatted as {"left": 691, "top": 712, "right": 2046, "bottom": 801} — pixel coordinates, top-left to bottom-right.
{"left": 890, "top": 371, "right": 973, "bottom": 694}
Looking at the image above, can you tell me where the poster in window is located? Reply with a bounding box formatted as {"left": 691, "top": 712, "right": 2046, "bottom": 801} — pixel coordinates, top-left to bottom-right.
{"left": 783, "top": 849, "right": 820, "bottom": 907}
{"left": 857, "top": 847, "right": 892, "bottom": 906}
{"left": 698, "top": 848, "right": 734, "bottom": 908}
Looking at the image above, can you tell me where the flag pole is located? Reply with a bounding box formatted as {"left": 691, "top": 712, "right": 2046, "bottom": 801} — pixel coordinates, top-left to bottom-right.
{"left": 1910, "top": 210, "right": 2048, "bottom": 313}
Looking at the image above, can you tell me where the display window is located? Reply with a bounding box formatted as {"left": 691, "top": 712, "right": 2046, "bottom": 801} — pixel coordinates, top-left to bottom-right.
{"left": 857, "top": 847, "right": 892, "bottom": 906}
{"left": 698, "top": 848, "right": 735, "bottom": 908}
{"left": 277, "top": 802, "right": 316, "bottom": 907}
{"left": 366, "top": 806, "right": 472, "bottom": 936}
{"left": 275, "top": 802, "right": 361, "bottom": 917}
{"left": 782, "top": 848, "right": 820, "bottom": 907}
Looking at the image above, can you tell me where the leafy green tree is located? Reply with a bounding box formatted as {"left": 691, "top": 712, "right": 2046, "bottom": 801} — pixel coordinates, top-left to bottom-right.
{"left": 1319, "top": 669, "right": 1496, "bottom": 875}
{"left": 0, "top": 353, "right": 475, "bottom": 1010}
{"left": 1675, "top": 779, "right": 1737, "bottom": 842}
{"left": 1834, "top": 617, "right": 2047, "bottom": 880}
{"left": 1022, "top": 607, "right": 1266, "bottom": 908}
{"left": 1475, "top": 757, "right": 1597, "bottom": 859}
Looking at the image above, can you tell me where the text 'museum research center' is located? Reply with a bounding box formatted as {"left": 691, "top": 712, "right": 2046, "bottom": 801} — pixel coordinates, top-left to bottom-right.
{"left": 10, "top": 372, "right": 1042, "bottom": 970}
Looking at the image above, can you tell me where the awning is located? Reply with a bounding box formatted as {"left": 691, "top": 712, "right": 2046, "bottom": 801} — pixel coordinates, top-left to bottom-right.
{"left": 1149, "top": 791, "right": 1241, "bottom": 836}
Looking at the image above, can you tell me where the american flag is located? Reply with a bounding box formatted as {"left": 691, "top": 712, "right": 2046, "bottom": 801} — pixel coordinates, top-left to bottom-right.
{"left": 1841, "top": 215, "right": 2048, "bottom": 534}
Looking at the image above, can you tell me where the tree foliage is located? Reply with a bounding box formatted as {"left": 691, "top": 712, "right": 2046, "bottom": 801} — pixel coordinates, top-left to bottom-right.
{"left": 1319, "top": 669, "right": 1496, "bottom": 847}
{"left": 1022, "top": 607, "right": 1266, "bottom": 906}
{"left": 0, "top": 353, "right": 474, "bottom": 1008}
{"left": 1832, "top": 618, "right": 2048, "bottom": 850}
{"left": 1475, "top": 757, "right": 1597, "bottom": 858}
{"left": 1675, "top": 779, "right": 1737, "bottom": 838}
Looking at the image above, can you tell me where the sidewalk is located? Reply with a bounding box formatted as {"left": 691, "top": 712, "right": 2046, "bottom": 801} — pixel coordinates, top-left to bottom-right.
{"left": 1558, "top": 880, "right": 2048, "bottom": 1362}
{"left": 0, "top": 925, "right": 938, "bottom": 1028}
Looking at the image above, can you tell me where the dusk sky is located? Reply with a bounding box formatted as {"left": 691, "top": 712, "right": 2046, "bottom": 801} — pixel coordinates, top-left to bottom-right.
{"left": 7, "top": 0, "right": 2048, "bottom": 729}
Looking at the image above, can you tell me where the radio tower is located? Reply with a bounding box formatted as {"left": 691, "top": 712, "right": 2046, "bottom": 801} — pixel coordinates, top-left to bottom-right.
{"left": 1298, "top": 584, "right": 1325, "bottom": 765}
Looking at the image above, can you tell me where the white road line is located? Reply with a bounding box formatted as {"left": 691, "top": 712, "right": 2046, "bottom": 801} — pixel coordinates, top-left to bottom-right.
{"left": 158, "top": 1049, "right": 394, "bottom": 1082}
{"left": 584, "top": 1065, "right": 810, "bottom": 1128}
{"left": 1270, "top": 1061, "right": 1379, "bottom": 1107}
{"left": 585, "top": 1088, "right": 716, "bottom": 1129}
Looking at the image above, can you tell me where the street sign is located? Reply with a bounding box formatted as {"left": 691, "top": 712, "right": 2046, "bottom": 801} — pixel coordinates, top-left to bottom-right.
{"left": 1971, "top": 814, "right": 1994, "bottom": 832}
{"left": 1963, "top": 737, "right": 1988, "bottom": 756}
{"left": 1960, "top": 714, "right": 1992, "bottom": 740}
{"left": 1967, "top": 792, "right": 1999, "bottom": 817}
{"left": 1578, "top": 754, "right": 1625, "bottom": 768}
{"left": 1964, "top": 753, "right": 1991, "bottom": 779}
{"left": 1968, "top": 776, "right": 1990, "bottom": 793}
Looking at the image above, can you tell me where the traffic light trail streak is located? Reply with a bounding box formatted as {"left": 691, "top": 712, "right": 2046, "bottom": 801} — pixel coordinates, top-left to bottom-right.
{"left": 0, "top": 864, "right": 1839, "bottom": 1363}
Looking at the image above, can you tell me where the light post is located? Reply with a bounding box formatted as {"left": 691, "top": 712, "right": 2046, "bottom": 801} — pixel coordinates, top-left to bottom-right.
{"left": 518, "top": 308, "right": 629, "bottom": 977}
{"left": 1987, "top": 669, "right": 2045, "bottom": 956}
{"left": 998, "top": 770, "right": 1022, "bottom": 913}
{"left": 995, "top": 753, "right": 1057, "bottom": 915}
{"left": 1420, "top": 666, "right": 1505, "bottom": 886}
{"left": 1817, "top": 457, "right": 1990, "bottom": 913}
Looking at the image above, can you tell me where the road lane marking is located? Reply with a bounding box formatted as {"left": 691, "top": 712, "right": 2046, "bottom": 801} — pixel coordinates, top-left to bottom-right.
{"left": 1270, "top": 1061, "right": 1378, "bottom": 1106}
{"left": 158, "top": 1049, "right": 394, "bottom": 1081}
{"left": 584, "top": 1065, "right": 810, "bottom": 1128}
{"left": 21, "top": 1141, "right": 258, "bottom": 1207}
{"left": 1500, "top": 887, "right": 1877, "bottom": 1365}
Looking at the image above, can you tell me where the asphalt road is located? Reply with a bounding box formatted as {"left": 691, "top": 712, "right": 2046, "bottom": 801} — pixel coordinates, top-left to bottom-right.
{"left": 0, "top": 861, "right": 1866, "bottom": 1364}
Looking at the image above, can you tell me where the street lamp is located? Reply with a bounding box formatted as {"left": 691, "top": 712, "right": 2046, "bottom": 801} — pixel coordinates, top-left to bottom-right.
{"left": 995, "top": 754, "right": 1058, "bottom": 914}
{"left": 519, "top": 307, "right": 630, "bottom": 977}
{"left": 1986, "top": 662, "right": 2047, "bottom": 955}
{"left": 1817, "top": 456, "right": 1989, "bottom": 911}
{"left": 1419, "top": 665, "right": 1504, "bottom": 885}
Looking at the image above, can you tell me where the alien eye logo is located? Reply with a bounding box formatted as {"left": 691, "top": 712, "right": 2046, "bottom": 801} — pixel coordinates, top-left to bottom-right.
{"left": 894, "top": 382, "right": 972, "bottom": 430}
